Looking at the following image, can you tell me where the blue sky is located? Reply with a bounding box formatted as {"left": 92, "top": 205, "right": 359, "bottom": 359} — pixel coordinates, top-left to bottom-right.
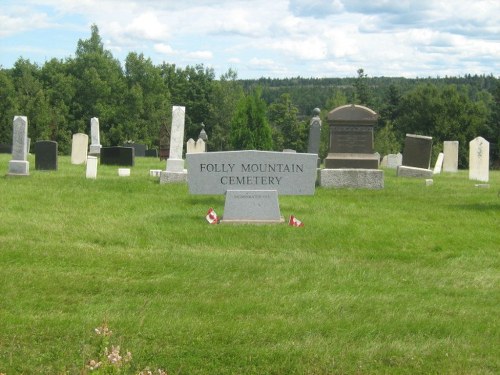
{"left": 1, "top": 0, "right": 499, "bottom": 79}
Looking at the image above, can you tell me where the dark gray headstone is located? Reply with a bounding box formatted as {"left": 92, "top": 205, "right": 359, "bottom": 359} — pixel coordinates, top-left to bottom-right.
{"left": 145, "top": 149, "right": 158, "bottom": 157}
{"left": 307, "top": 108, "right": 321, "bottom": 155}
{"left": 0, "top": 143, "right": 12, "bottom": 153}
{"left": 402, "top": 134, "right": 433, "bottom": 169}
{"left": 100, "top": 146, "right": 135, "bottom": 166}
{"left": 324, "top": 104, "right": 379, "bottom": 169}
{"left": 35, "top": 141, "right": 58, "bottom": 170}
{"left": 124, "top": 143, "right": 147, "bottom": 157}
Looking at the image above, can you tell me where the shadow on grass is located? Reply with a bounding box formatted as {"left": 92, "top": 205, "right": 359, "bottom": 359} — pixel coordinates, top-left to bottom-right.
{"left": 450, "top": 202, "right": 500, "bottom": 211}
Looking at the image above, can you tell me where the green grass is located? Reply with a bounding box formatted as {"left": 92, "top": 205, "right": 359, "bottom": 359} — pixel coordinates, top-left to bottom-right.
{"left": 0, "top": 154, "right": 499, "bottom": 374}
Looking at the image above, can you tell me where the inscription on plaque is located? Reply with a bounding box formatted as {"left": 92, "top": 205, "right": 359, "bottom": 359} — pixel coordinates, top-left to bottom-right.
{"left": 331, "top": 126, "right": 373, "bottom": 154}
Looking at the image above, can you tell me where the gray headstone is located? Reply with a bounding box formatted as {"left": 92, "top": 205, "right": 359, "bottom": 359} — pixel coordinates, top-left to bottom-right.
{"left": 443, "top": 141, "right": 459, "bottom": 172}
{"left": 386, "top": 153, "right": 402, "bottom": 169}
{"left": 469, "top": 136, "right": 489, "bottom": 182}
{"left": 71, "top": 133, "right": 88, "bottom": 165}
{"left": 166, "top": 106, "right": 186, "bottom": 172}
{"left": 145, "top": 149, "right": 158, "bottom": 157}
{"left": 397, "top": 165, "right": 434, "bottom": 178}
{"left": 35, "top": 140, "right": 58, "bottom": 170}
{"left": 307, "top": 108, "right": 321, "bottom": 156}
{"left": 402, "top": 134, "right": 432, "bottom": 169}
{"left": 123, "top": 142, "right": 147, "bottom": 157}
{"left": 8, "top": 116, "right": 30, "bottom": 175}
{"left": 320, "top": 169, "right": 384, "bottom": 189}
{"left": 186, "top": 150, "right": 318, "bottom": 196}
{"left": 100, "top": 146, "right": 135, "bottom": 166}
{"left": 89, "top": 117, "right": 101, "bottom": 155}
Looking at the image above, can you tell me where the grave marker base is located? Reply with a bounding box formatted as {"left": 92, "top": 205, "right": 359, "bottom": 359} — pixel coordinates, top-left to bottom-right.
{"left": 8, "top": 160, "right": 29, "bottom": 176}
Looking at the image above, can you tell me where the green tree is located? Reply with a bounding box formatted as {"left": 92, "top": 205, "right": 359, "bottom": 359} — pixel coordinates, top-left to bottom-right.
{"left": 231, "top": 87, "right": 273, "bottom": 150}
{"left": 354, "top": 68, "right": 372, "bottom": 106}
{"left": 69, "top": 24, "right": 126, "bottom": 145}
{"left": 124, "top": 52, "right": 170, "bottom": 148}
{"left": 208, "top": 69, "right": 244, "bottom": 151}
{"left": 0, "top": 69, "right": 19, "bottom": 143}
{"left": 268, "top": 93, "right": 307, "bottom": 152}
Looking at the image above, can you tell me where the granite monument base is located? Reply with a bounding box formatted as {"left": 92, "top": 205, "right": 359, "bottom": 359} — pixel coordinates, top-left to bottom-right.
{"left": 220, "top": 190, "right": 284, "bottom": 224}
{"left": 320, "top": 168, "right": 384, "bottom": 189}
{"left": 397, "top": 165, "right": 433, "bottom": 178}
{"left": 8, "top": 160, "right": 30, "bottom": 176}
{"left": 160, "top": 170, "right": 187, "bottom": 184}
{"left": 324, "top": 153, "right": 379, "bottom": 169}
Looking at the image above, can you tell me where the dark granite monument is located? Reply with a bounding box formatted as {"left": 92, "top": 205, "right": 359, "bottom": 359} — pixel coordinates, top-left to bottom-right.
{"left": 402, "top": 134, "right": 433, "bottom": 169}
{"left": 123, "top": 142, "right": 147, "bottom": 157}
{"left": 323, "top": 104, "right": 379, "bottom": 169}
{"left": 35, "top": 140, "right": 58, "bottom": 170}
{"left": 145, "top": 149, "right": 158, "bottom": 157}
{"left": 100, "top": 146, "right": 135, "bottom": 166}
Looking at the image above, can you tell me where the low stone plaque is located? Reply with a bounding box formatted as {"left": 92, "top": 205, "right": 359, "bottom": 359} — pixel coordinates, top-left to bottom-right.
{"left": 221, "top": 190, "right": 283, "bottom": 223}
{"left": 186, "top": 150, "right": 317, "bottom": 195}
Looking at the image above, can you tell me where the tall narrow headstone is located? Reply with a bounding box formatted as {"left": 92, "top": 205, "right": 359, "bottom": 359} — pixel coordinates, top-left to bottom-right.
{"left": 443, "top": 141, "right": 459, "bottom": 172}
{"left": 8, "top": 116, "right": 30, "bottom": 176}
{"left": 71, "top": 133, "right": 88, "bottom": 165}
{"left": 35, "top": 140, "right": 58, "bottom": 170}
{"left": 89, "top": 117, "right": 101, "bottom": 155}
{"left": 160, "top": 106, "right": 187, "bottom": 183}
{"left": 469, "top": 136, "right": 489, "bottom": 182}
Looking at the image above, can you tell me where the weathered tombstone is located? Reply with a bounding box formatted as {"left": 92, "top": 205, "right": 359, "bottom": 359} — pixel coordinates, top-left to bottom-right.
{"left": 386, "top": 153, "right": 403, "bottom": 169}
{"left": 118, "top": 168, "right": 130, "bottom": 176}
{"left": 160, "top": 106, "right": 188, "bottom": 183}
{"left": 123, "top": 142, "right": 147, "bottom": 157}
{"left": 186, "top": 138, "right": 206, "bottom": 154}
{"left": 145, "top": 149, "right": 158, "bottom": 157}
{"left": 433, "top": 152, "right": 444, "bottom": 174}
{"left": 35, "top": 140, "right": 58, "bottom": 170}
{"left": 100, "top": 146, "right": 134, "bottom": 166}
{"left": 198, "top": 122, "right": 208, "bottom": 150}
{"left": 71, "top": 133, "right": 88, "bottom": 165}
{"left": 8, "top": 116, "right": 30, "bottom": 176}
{"left": 443, "top": 141, "right": 459, "bottom": 172}
{"left": 89, "top": 117, "right": 102, "bottom": 155}
{"left": 380, "top": 155, "right": 388, "bottom": 168}
{"left": 469, "top": 136, "right": 489, "bottom": 182}
{"left": 324, "top": 104, "right": 379, "bottom": 169}
{"left": 86, "top": 156, "right": 98, "bottom": 179}
{"left": 401, "top": 134, "right": 432, "bottom": 169}
{"left": 397, "top": 134, "right": 433, "bottom": 178}
{"left": 186, "top": 150, "right": 317, "bottom": 223}
{"left": 307, "top": 108, "right": 322, "bottom": 166}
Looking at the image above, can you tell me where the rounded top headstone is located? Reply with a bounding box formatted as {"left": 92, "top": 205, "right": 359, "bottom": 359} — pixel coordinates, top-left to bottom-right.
{"left": 327, "top": 104, "right": 378, "bottom": 125}
{"left": 312, "top": 108, "right": 320, "bottom": 116}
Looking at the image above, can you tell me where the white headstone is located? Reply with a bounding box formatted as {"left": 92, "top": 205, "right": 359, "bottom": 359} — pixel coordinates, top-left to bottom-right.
{"left": 433, "top": 152, "right": 444, "bottom": 174}
{"left": 89, "top": 117, "right": 102, "bottom": 155}
{"left": 386, "top": 153, "right": 402, "bottom": 169}
{"left": 166, "top": 106, "right": 186, "bottom": 172}
{"left": 71, "top": 133, "right": 89, "bottom": 165}
{"left": 8, "top": 116, "right": 30, "bottom": 175}
{"left": 86, "top": 156, "right": 98, "bottom": 179}
{"left": 443, "top": 141, "right": 459, "bottom": 172}
{"left": 469, "top": 136, "right": 489, "bottom": 182}
{"left": 186, "top": 138, "right": 206, "bottom": 154}
{"left": 118, "top": 168, "right": 130, "bottom": 176}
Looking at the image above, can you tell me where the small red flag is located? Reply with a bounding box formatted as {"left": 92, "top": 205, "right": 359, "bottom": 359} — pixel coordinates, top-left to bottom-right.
{"left": 288, "top": 215, "right": 304, "bottom": 227}
{"left": 206, "top": 208, "right": 219, "bottom": 224}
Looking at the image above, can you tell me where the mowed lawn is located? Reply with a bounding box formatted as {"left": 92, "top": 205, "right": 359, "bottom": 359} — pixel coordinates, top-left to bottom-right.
{"left": 0, "top": 154, "right": 499, "bottom": 374}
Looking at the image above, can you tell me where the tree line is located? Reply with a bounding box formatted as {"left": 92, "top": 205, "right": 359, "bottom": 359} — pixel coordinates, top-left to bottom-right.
{"left": 0, "top": 25, "right": 498, "bottom": 167}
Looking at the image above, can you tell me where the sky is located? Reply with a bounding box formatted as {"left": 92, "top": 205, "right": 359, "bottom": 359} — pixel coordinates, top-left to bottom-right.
{"left": 1, "top": 0, "right": 499, "bottom": 79}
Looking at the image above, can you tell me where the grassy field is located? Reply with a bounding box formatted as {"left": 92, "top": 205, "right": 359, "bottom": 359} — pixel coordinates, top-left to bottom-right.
{"left": 0, "top": 154, "right": 499, "bottom": 374}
